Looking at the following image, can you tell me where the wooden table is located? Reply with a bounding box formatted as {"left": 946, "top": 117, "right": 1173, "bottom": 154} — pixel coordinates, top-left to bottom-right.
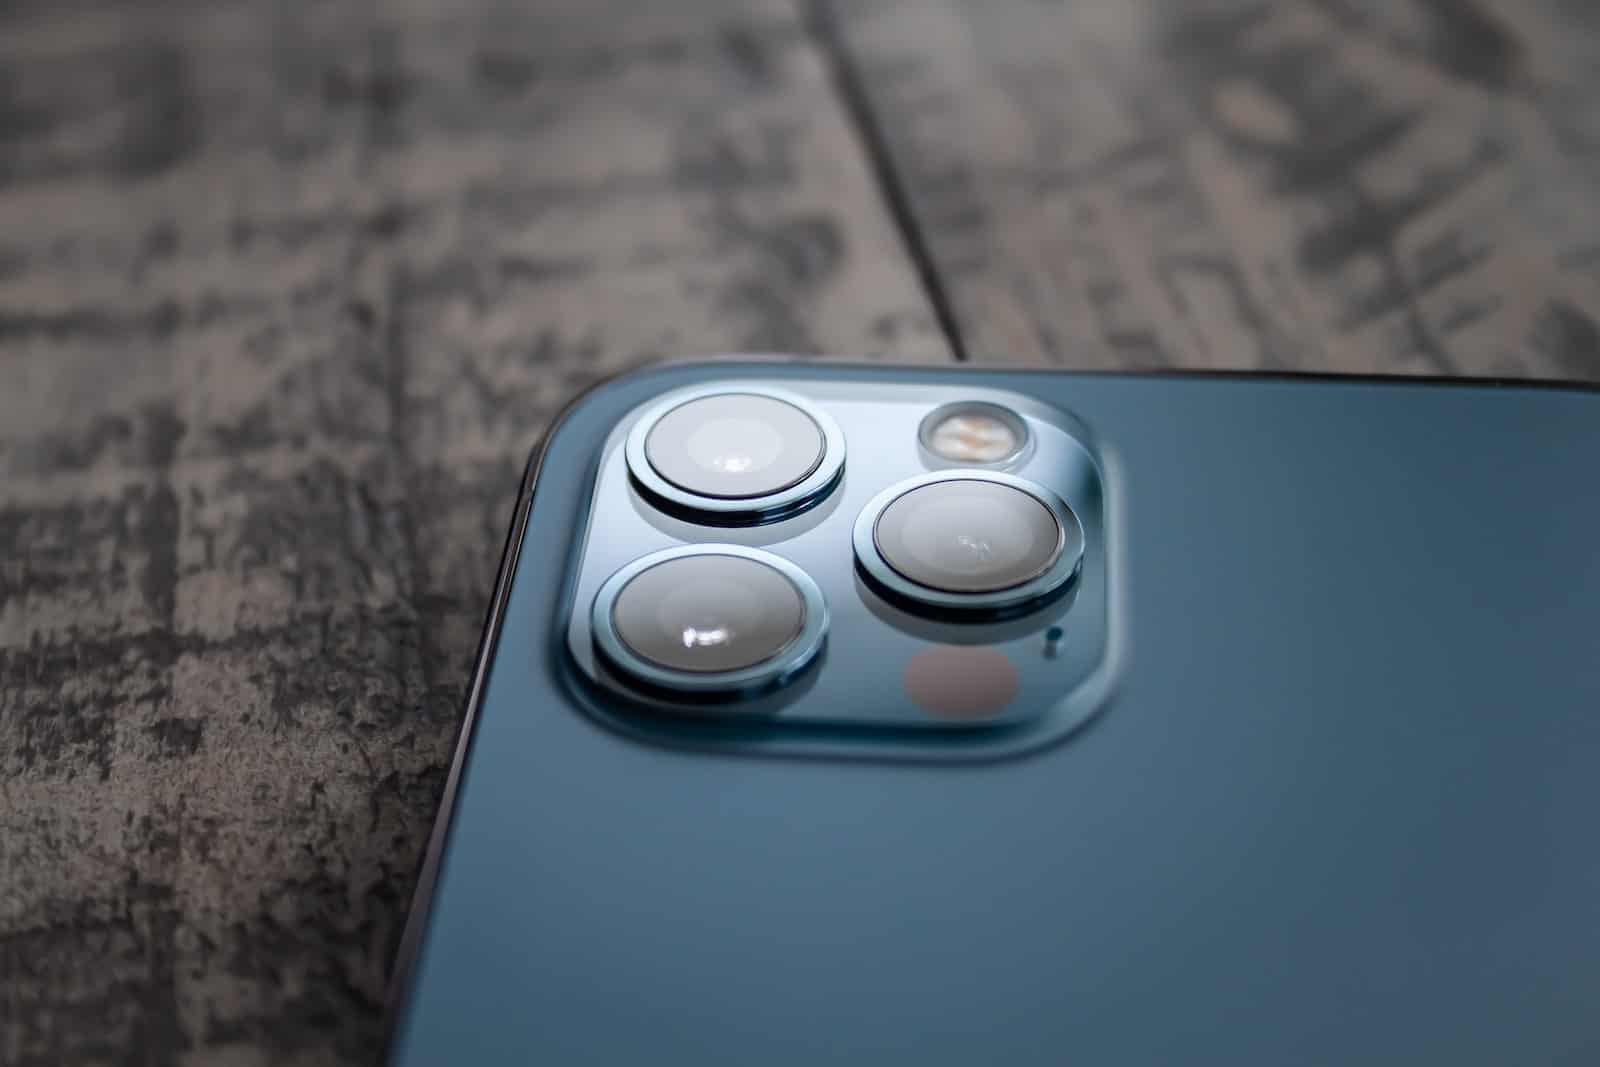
{"left": 3, "top": 1, "right": 1596, "bottom": 1062}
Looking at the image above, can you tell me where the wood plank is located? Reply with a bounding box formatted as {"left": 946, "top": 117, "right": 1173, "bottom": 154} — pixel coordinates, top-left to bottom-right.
{"left": 828, "top": 0, "right": 1600, "bottom": 376}
{"left": 0, "top": 1, "right": 947, "bottom": 1063}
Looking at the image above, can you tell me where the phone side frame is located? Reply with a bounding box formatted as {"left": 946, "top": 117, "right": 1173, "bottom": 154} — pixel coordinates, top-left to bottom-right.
{"left": 379, "top": 384, "right": 576, "bottom": 1063}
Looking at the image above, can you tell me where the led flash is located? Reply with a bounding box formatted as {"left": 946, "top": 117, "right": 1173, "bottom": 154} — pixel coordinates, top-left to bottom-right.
{"left": 920, "top": 403, "right": 1028, "bottom": 464}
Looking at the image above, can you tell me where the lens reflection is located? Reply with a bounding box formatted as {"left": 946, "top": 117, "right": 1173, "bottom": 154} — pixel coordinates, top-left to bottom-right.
{"left": 610, "top": 553, "right": 807, "bottom": 673}
{"left": 874, "top": 479, "right": 1063, "bottom": 594}
{"left": 645, "top": 393, "right": 824, "bottom": 500}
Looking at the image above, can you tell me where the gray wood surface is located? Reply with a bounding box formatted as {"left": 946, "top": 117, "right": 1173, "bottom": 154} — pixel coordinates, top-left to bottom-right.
{"left": 0, "top": 3, "right": 945, "bottom": 1064}
{"left": 1, "top": 0, "right": 1595, "bottom": 1064}
{"left": 835, "top": 0, "right": 1600, "bottom": 374}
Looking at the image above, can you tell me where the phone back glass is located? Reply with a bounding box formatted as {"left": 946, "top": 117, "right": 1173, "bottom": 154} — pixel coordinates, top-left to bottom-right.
{"left": 391, "top": 363, "right": 1600, "bottom": 1067}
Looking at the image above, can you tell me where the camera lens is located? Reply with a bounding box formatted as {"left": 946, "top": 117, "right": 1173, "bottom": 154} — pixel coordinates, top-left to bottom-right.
{"left": 876, "top": 479, "right": 1061, "bottom": 592}
{"left": 646, "top": 393, "right": 823, "bottom": 500}
{"left": 593, "top": 546, "right": 828, "bottom": 694}
{"left": 854, "top": 472, "right": 1084, "bottom": 615}
{"left": 627, "top": 387, "right": 847, "bottom": 525}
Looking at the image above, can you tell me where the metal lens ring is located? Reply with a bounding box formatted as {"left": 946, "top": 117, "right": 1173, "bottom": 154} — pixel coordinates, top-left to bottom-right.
{"left": 853, "top": 470, "right": 1085, "bottom": 616}
{"left": 625, "top": 385, "right": 846, "bottom": 525}
{"left": 592, "top": 545, "right": 829, "bottom": 696}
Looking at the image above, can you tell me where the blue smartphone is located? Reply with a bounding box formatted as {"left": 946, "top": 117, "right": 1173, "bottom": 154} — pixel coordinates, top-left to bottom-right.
{"left": 387, "top": 360, "right": 1600, "bottom": 1065}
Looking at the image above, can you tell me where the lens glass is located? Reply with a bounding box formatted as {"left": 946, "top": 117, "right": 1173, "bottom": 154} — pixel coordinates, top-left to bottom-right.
{"left": 645, "top": 393, "right": 824, "bottom": 500}
{"left": 874, "top": 479, "right": 1063, "bottom": 594}
{"left": 610, "top": 553, "right": 807, "bottom": 673}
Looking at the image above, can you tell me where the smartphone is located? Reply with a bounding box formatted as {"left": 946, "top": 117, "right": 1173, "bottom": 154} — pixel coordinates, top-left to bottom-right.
{"left": 386, "top": 360, "right": 1600, "bottom": 1066}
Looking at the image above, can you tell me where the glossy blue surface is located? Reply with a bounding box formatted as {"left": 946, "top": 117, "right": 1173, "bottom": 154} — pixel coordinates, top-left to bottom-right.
{"left": 392, "top": 363, "right": 1600, "bottom": 1066}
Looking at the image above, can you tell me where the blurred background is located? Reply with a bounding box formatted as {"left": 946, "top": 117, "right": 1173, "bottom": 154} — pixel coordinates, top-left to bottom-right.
{"left": 2, "top": 0, "right": 1596, "bottom": 1063}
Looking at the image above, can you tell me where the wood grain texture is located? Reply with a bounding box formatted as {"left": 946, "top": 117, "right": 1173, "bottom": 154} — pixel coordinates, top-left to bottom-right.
{"left": 4, "top": 0, "right": 1600, "bottom": 1064}
{"left": 0, "top": 1, "right": 946, "bottom": 1064}
{"left": 829, "top": 0, "right": 1600, "bottom": 374}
